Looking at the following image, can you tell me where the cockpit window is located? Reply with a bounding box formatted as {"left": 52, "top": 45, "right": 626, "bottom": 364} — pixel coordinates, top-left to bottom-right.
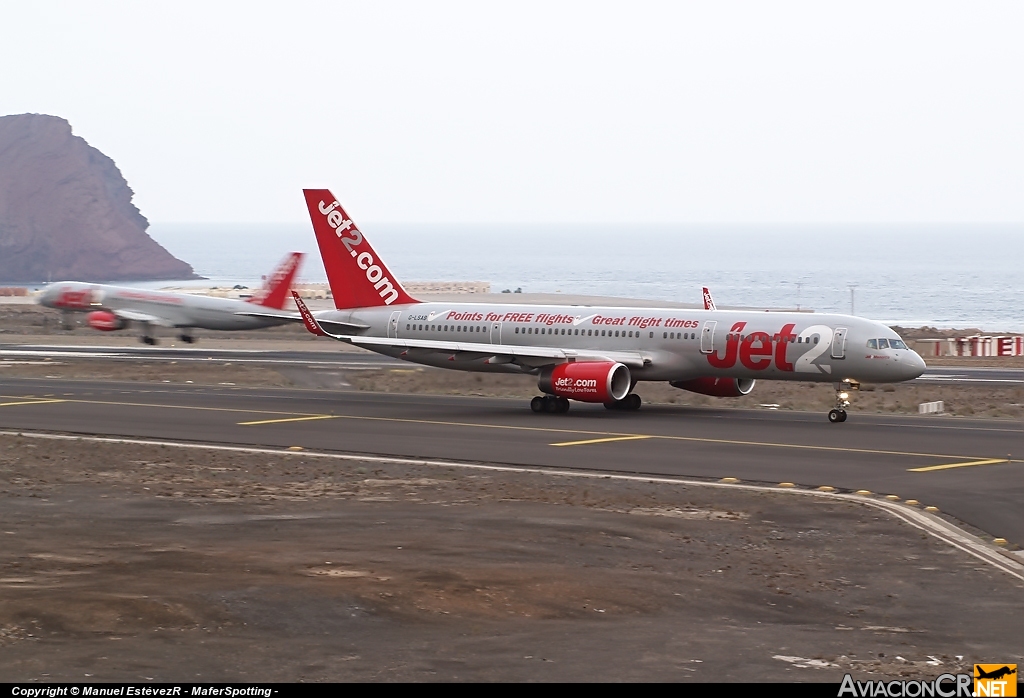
{"left": 890, "top": 339, "right": 908, "bottom": 350}
{"left": 876, "top": 338, "right": 890, "bottom": 349}
{"left": 866, "top": 339, "right": 878, "bottom": 349}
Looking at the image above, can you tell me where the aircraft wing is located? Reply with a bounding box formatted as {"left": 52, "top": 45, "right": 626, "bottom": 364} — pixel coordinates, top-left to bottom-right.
{"left": 233, "top": 309, "right": 370, "bottom": 334}
{"left": 290, "top": 292, "right": 650, "bottom": 368}
{"left": 112, "top": 309, "right": 175, "bottom": 327}
{"left": 348, "top": 335, "right": 650, "bottom": 369}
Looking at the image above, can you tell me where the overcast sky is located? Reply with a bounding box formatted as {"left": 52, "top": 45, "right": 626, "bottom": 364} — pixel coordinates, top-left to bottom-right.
{"left": 2, "top": 1, "right": 1022, "bottom": 224}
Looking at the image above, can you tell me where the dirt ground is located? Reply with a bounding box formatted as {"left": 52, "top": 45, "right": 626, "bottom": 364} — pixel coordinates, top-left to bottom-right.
{"left": 0, "top": 434, "right": 1021, "bottom": 682}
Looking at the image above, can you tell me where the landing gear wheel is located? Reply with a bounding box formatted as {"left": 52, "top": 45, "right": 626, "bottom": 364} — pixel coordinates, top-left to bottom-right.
{"left": 605, "top": 394, "right": 642, "bottom": 411}
{"left": 533, "top": 395, "right": 569, "bottom": 414}
{"left": 141, "top": 336, "right": 157, "bottom": 346}
{"left": 828, "top": 409, "right": 847, "bottom": 423}
{"left": 179, "top": 333, "right": 195, "bottom": 344}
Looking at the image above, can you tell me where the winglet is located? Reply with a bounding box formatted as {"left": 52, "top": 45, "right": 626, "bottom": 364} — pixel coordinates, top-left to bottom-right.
{"left": 702, "top": 287, "right": 716, "bottom": 311}
{"left": 291, "top": 291, "right": 328, "bottom": 337}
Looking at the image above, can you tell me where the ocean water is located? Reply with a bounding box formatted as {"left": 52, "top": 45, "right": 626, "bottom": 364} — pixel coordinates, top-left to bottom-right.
{"left": 148, "top": 223, "right": 1024, "bottom": 332}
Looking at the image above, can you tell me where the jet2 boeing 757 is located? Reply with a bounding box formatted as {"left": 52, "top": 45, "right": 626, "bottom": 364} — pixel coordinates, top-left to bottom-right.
{"left": 295, "top": 188, "right": 927, "bottom": 422}
{"left": 38, "top": 252, "right": 306, "bottom": 345}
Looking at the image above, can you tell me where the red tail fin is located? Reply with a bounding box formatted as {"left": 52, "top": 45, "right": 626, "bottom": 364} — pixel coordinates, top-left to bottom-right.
{"left": 702, "top": 286, "right": 717, "bottom": 311}
{"left": 303, "top": 189, "right": 418, "bottom": 309}
{"left": 248, "top": 252, "right": 304, "bottom": 309}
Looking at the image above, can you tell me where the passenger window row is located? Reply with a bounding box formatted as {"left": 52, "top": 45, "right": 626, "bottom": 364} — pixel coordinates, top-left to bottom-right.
{"left": 514, "top": 328, "right": 648, "bottom": 337}
{"left": 406, "top": 324, "right": 486, "bottom": 332}
{"left": 401, "top": 323, "right": 698, "bottom": 341}
{"left": 727, "top": 334, "right": 818, "bottom": 344}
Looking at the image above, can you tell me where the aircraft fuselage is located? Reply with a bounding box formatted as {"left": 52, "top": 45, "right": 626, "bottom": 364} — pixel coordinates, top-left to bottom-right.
{"left": 317, "top": 301, "right": 926, "bottom": 384}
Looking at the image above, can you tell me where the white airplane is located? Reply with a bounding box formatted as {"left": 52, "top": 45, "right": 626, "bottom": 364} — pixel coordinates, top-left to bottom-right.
{"left": 293, "top": 189, "right": 927, "bottom": 423}
{"left": 37, "top": 252, "right": 306, "bottom": 345}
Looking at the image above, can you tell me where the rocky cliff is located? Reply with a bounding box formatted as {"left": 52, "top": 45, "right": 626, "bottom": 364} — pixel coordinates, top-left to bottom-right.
{"left": 0, "top": 114, "right": 197, "bottom": 282}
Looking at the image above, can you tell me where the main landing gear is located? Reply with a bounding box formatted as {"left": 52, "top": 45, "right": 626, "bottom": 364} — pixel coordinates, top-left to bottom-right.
{"left": 604, "top": 394, "right": 642, "bottom": 411}
{"left": 529, "top": 393, "right": 643, "bottom": 414}
{"left": 138, "top": 322, "right": 158, "bottom": 345}
{"left": 179, "top": 333, "right": 196, "bottom": 344}
{"left": 828, "top": 380, "right": 858, "bottom": 423}
{"left": 531, "top": 395, "right": 570, "bottom": 413}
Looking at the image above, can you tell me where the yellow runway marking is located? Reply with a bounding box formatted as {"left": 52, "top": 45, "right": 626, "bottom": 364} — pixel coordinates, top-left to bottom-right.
{"left": 0, "top": 399, "right": 66, "bottom": 407}
{"left": 551, "top": 435, "right": 653, "bottom": 447}
{"left": 238, "top": 415, "right": 339, "bottom": 426}
{"left": 908, "top": 458, "right": 1010, "bottom": 473}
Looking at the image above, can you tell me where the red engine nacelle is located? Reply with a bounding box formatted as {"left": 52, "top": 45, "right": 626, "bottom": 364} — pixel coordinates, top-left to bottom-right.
{"left": 86, "top": 310, "right": 126, "bottom": 332}
{"left": 670, "top": 377, "right": 755, "bottom": 398}
{"left": 538, "top": 361, "right": 632, "bottom": 403}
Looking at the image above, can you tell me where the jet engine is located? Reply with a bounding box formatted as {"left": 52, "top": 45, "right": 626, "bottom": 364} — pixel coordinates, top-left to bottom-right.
{"left": 538, "top": 361, "right": 631, "bottom": 403}
{"left": 86, "top": 310, "right": 126, "bottom": 332}
{"left": 670, "top": 377, "right": 755, "bottom": 398}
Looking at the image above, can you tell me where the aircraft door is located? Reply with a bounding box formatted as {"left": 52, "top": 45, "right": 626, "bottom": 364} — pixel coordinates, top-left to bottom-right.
{"left": 387, "top": 311, "right": 401, "bottom": 339}
{"left": 490, "top": 321, "right": 502, "bottom": 344}
{"left": 831, "top": 327, "right": 848, "bottom": 359}
{"left": 700, "top": 320, "right": 717, "bottom": 355}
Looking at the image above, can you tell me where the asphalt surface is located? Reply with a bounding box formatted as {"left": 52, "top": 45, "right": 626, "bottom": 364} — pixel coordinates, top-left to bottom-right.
{"left": 1, "top": 375, "right": 1021, "bottom": 547}
{"left": 4, "top": 343, "right": 1024, "bottom": 383}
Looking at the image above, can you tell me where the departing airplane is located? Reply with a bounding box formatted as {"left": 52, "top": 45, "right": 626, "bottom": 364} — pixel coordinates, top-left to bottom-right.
{"left": 294, "top": 189, "right": 927, "bottom": 422}
{"left": 37, "top": 252, "right": 306, "bottom": 345}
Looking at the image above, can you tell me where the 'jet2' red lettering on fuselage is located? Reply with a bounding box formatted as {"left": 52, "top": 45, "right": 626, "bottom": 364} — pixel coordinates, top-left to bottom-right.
{"left": 707, "top": 322, "right": 798, "bottom": 372}
{"left": 54, "top": 289, "right": 93, "bottom": 309}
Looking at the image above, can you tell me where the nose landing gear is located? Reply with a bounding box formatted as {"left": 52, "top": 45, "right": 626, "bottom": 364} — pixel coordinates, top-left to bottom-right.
{"left": 828, "top": 380, "right": 858, "bottom": 423}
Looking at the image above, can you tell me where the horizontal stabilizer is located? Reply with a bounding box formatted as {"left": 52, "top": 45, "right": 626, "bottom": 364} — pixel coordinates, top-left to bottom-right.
{"left": 233, "top": 309, "right": 369, "bottom": 333}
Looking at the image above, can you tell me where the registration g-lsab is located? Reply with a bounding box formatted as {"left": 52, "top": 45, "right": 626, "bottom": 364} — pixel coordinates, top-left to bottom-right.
{"left": 294, "top": 189, "right": 926, "bottom": 423}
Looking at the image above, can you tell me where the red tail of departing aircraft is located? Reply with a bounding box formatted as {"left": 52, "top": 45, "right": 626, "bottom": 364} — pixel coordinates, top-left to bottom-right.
{"left": 247, "top": 251, "right": 305, "bottom": 309}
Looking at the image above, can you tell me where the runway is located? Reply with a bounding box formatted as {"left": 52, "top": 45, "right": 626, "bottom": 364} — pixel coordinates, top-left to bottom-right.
{"left": 3, "top": 343, "right": 1023, "bottom": 383}
{"left": 1, "top": 375, "right": 1021, "bottom": 547}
